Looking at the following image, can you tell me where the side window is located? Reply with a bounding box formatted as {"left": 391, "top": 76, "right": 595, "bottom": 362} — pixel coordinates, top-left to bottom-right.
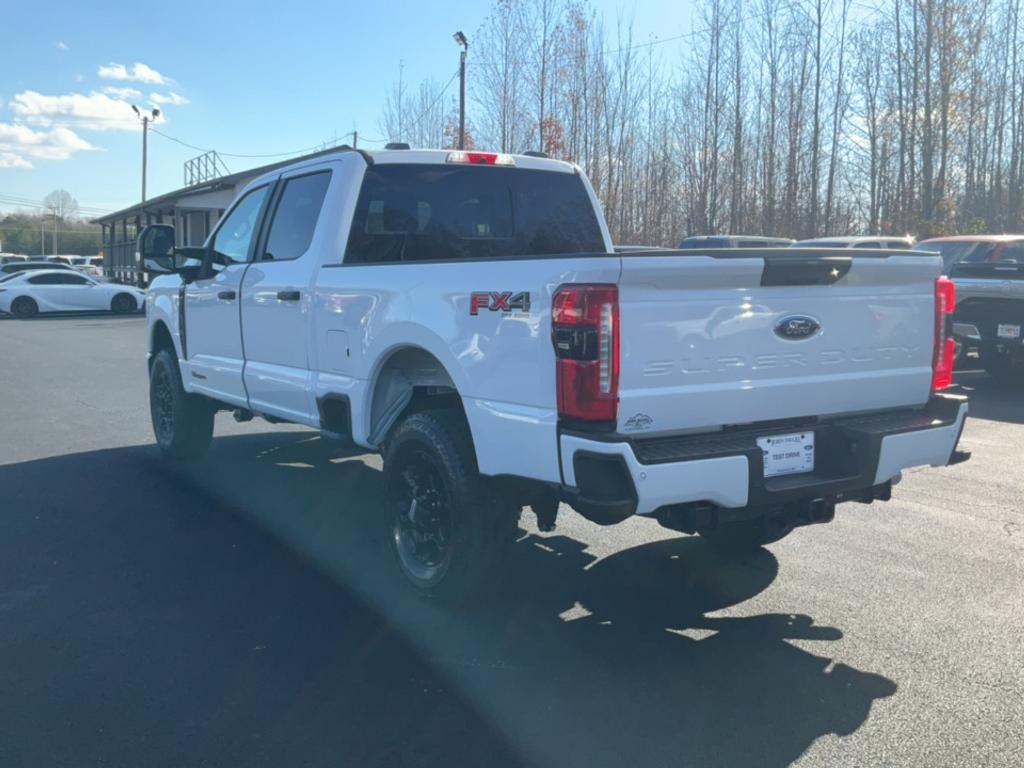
{"left": 210, "top": 186, "right": 269, "bottom": 266}
{"left": 28, "top": 273, "right": 80, "bottom": 285}
{"left": 999, "top": 242, "right": 1024, "bottom": 262}
{"left": 262, "top": 171, "right": 331, "bottom": 261}
{"left": 854, "top": 242, "right": 881, "bottom": 249}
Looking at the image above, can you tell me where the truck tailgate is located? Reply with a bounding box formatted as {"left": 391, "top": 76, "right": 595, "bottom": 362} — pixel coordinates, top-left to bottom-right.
{"left": 616, "top": 251, "right": 942, "bottom": 434}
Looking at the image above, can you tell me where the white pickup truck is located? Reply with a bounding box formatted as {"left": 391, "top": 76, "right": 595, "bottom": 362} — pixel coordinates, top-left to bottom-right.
{"left": 140, "top": 146, "right": 970, "bottom": 602}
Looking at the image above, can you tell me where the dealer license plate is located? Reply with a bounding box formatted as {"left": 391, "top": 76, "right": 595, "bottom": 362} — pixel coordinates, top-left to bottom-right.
{"left": 757, "top": 432, "right": 815, "bottom": 478}
{"left": 997, "top": 323, "right": 1021, "bottom": 340}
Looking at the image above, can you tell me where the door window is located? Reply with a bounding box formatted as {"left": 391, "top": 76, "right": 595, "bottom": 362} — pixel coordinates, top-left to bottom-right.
{"left": 262, "top": 172, "right": 331, "bottom": 261}
{"left": 28, "top": 273, "right": 90, "bottom": 285}
{"left": 210, "top": 186, "right": 269, "bottom": 266}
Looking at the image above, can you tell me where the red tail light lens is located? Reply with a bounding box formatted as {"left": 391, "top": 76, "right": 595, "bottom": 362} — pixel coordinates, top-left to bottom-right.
{"left": 551, "top": 284, "right": 619, "bottom": 422}
{"left": 932, "top": 276, "right": 956, "bottom": 391}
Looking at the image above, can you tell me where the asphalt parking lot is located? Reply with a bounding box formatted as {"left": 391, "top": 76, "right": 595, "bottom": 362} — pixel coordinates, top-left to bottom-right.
{"left": 1, "top": 315, "right": 1022, "bottom": 768}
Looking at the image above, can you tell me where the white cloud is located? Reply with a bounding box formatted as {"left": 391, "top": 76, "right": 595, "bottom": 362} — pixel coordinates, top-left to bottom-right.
{"left": 97, "top": 62, "right": 167, "bottom": 85}
{"left": 56, "top": 41, "right": 69, "bottom": 51}
{"left": 0, "top": 123, "right": 97, "bottom": 168}
{"left": 102, "top": 86, "right": 142, "bottom": 99}
{"left": 0, "top": 152, "right": 34, "bottom": 169}
{"left": 149, "top": 91, "right": 189, "bottom": 106}
{"left": 9, "top": 89, "right": 151, "bottom": 131}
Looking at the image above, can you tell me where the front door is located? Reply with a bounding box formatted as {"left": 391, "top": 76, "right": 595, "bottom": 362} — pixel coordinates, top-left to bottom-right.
{"left": 183, "top": 184, "right": 270, "bottom": 407}
{"left": 241, "top": 167, "right": 333, "bottom": 424}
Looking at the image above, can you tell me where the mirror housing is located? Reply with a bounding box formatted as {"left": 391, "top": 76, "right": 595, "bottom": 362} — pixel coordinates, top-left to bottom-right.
{"left": 138, "top": 224, "right": 176, "bottom": 273}
{"left": 138, "top": 224, "right": 205, "bottom": 281}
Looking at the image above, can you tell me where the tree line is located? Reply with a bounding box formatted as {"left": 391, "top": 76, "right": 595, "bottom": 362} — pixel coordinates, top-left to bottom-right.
{"left": 0, "top": 190, "right": 103, "bottom": 257}
{"left": 380, "top": 0, "right": 1024, "bottom": 245}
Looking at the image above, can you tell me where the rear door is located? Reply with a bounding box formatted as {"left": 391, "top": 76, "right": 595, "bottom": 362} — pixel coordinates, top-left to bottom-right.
{"left": 616, "top": 250, "right": 941, "bottom": 434}
{"left": 240, "top": 167, "right": 333, "bottom": 423}
{"left": 183, "top": 184, "right": 270, "bottom": 407}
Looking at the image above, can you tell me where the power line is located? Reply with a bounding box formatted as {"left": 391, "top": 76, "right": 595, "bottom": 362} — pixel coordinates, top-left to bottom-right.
{"left": 0, "top": 193, "right": 112, "bottom": 214}
{"left": 150, "top": 127, "right": 362, "bottom": 159}
{"left": 399, "top": 69, "right": 460, "bottom": 136}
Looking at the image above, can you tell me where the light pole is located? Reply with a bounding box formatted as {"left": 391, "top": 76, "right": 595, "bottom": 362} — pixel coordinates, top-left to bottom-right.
{"left": 453, "top": 31, "right": 468, "bottom": 150}
{"left": 132, "top": 105, "right": 160, "bottom": 201}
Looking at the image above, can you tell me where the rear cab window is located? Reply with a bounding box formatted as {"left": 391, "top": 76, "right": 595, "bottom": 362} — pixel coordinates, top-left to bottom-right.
{"left": 344, "top": 164, "right": 605, "bottom": 264}
{"left": 262, "top": 171, "right": 331, "bottom": 261}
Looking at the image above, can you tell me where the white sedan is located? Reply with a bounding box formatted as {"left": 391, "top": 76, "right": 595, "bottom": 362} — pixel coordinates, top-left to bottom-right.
{"left": 0, "top": 270, "right": 145, "bottom": 318}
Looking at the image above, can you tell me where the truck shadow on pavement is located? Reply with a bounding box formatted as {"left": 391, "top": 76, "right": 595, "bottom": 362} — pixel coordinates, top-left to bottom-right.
{"left": 0, "top": 432, "right": 897, "bottom": 768}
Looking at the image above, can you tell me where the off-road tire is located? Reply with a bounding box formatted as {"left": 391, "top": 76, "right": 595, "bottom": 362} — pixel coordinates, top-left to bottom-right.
{"left": 149, "top": 348, "right": 215, "bottom": 460}
{"left": 383, "top": 408, "right": 518, "bottom": 604}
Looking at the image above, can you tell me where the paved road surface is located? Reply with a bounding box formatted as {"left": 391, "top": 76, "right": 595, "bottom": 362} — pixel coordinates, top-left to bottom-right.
{"left": 1, "top": 315, "right": 1021, "bottom": 767}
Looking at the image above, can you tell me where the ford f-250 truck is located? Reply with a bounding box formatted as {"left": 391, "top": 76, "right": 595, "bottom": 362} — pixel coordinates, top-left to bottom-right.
{"left": 140, "top": 146, "right": 970, "bottom": 602}
{"left": 915, "top": 235, "right": 1024, "bottom": 380}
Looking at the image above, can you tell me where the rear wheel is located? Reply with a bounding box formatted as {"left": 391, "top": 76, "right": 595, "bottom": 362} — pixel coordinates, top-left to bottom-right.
{"left": 111, "top": 293, "right": 137, "bottom": 314}
{"left": 11, "top": 296, "right": 38, "bottom": 319}
{"left": 383, "top": 408, "right": 517, "bottom": 604}
{"left": 149, "top": 348, "right": 215, "bottom": 460}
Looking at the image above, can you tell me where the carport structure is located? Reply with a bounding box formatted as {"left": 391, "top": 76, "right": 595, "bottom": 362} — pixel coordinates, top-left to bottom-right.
{"left": 93, "top": 147, "right": 343, "bottom": 285}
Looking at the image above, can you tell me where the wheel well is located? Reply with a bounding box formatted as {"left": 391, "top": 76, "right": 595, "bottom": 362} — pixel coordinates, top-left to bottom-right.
{"left": 367, "top": 346, "right": 463, "bottom": 446}
{"left": 150, "top": 321, "right": 175, "bottom": 367}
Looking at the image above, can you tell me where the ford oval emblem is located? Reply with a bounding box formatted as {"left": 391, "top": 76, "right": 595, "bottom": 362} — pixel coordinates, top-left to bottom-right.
{"left": 774, "top": 315, "right": 821, "bottom": 341}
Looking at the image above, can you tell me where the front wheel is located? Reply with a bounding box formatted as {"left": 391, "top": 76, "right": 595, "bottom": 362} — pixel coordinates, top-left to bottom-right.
{"left": 383, "top": 408, "right": 517, "bottom": 604}
{"left": 149, "top": 349, "right": 215, "bottom": 460}
{"left": 111, "top": 293, "right": 137, "bottom": 314}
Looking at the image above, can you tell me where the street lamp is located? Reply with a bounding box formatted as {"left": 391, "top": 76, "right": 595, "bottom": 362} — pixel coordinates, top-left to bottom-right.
{"left": 453, "top": 31, "right": 468, "bottom": 150}
{"left": 132, "top": 105, "right": 160, "bottom": 202}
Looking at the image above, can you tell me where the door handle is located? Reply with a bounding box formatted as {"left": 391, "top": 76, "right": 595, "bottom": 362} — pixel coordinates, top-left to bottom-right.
{"left": 277, "top": 290, "right": 301, "bottom": 301}
{"left": 217, "top": 290, "right": 237, "bottom": 301}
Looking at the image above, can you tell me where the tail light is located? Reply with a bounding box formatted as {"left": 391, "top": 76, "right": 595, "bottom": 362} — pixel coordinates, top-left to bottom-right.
{"left": 932, "top": 276, "right": 956, "bottom": 391}
{"left": 551, "top": 284, "right": 619, "bottom": 422}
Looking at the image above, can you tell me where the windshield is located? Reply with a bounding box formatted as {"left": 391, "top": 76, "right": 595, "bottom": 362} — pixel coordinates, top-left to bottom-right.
{"left": 344, "top": 164, "right": 605, "bottom": 263}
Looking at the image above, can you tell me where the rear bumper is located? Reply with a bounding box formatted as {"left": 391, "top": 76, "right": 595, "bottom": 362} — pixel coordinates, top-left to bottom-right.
{"left": 559, "top": 394, "right": 968, "bottom": 524}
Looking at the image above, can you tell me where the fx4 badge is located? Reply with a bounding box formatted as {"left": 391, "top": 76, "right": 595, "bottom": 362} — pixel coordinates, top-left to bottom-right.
{"left": 470, "top": 291, "right": 531, "bottom": 315}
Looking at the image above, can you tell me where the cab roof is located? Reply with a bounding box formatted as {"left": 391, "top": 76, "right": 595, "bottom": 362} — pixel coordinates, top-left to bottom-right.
{"left": 917, "top": 234, "right": 1024, "bottom": 244}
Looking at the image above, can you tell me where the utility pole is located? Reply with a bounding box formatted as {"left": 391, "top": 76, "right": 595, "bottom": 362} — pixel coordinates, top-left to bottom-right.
{"left": 453, "top": 31, "right": 469, "bottom": 150}
{"left": 132, "top": 105, "right": 161, "bottom": 201}
{"left": 352, "top": 130, "right": 358, "bottom": 149}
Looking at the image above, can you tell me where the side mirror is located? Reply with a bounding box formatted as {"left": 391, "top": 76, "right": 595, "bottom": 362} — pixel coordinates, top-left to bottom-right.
{"left": 138, "top": 224, "right": 205, "bottom": 281}
{"left": 138, "top": 224, "right": 177, "bottom": 273}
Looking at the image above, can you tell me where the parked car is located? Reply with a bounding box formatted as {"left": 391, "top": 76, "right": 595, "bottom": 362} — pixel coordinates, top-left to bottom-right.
{"left": 0, "top": 269, "right": 144, "bottom": 318}
{"left": 0, "top": 254, "right": 28, "bottom": 264}
{"left": 45, "top": 255, "right": 76, "bottom": 265}
{"left": 0, "top": 261, "right": 76, "bottom": 276}
{"left": 138, "top": 145, "right": 967, "bottom": 604}
{"left": 793, "top": 235, "right": 915, "bottom": 249}
{"left": 680, "top": 235, "right": 795, "bottom": 249}
{"left": 915, "top": 235, "right": 1024, "bottom": 379}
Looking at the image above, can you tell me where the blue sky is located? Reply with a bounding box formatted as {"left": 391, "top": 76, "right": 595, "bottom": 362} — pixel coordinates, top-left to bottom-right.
{"left": 1, "top": 0, "right": 693, "bottom": 217}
